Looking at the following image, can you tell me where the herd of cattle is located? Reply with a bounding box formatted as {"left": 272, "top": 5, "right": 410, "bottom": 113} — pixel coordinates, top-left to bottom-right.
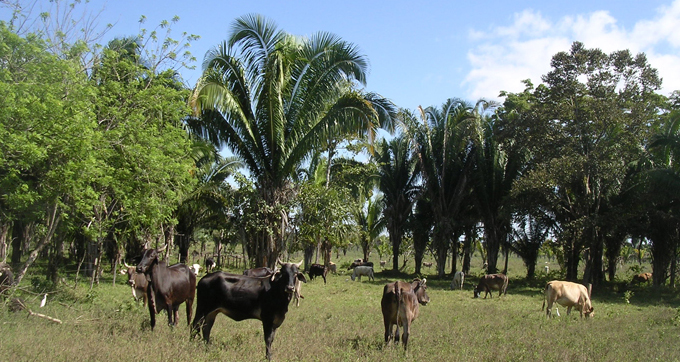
{"left": 0, "top": 254, "right": 654, "bottom": 360}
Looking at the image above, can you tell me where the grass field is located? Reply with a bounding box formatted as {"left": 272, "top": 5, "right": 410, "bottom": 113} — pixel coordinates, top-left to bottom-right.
{"left": 1, "top": 252, "right": 679, "bottom": 361}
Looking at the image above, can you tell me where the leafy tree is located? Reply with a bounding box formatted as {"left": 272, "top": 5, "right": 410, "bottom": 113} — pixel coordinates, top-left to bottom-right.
{"left": 0, "top": 23, "right": 95, "bottom": 284}
{"left": 189, "top": 14, "right": 383, "bottom": 267}
{"left": 499, "top": 42, "right": 663, "bottom": 282}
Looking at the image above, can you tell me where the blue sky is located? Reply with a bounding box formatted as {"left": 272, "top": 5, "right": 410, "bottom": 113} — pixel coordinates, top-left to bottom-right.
{"left": 3, "top": 0, "right": 679, "bottom": 111}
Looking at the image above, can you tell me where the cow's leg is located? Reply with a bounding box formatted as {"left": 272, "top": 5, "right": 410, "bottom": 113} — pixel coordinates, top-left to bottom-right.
{"left": 566, "top": 306, "right": 573, "bottom": 316}
{"left": 263, "top": 321, "right": 277, "bottom": 360}
{"left": 186, "top": 298, "right": 194, "bottom": 326}
{"left": 200, "top": 310, "right": 219, "bottom": 342}
{"left": 401, "top": 320, "right": 410, "bottom": 351}
{"left": 166, "top": 304, "right": 175, "bottom": 326}
{"left": 322, "top": 275, "right": 327, "bottom": 284}
{"left": 147, "top": 289, "right": 156, "bottom": 330}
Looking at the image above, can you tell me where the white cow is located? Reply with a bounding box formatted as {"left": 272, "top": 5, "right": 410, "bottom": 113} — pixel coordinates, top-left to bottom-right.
{"left": 450, "top": 271, "right": 464, "bottom": 290}
{"left": 190, "top": 263, "right": 201, "bottom": 276}
{"left": 293, "top": 278, "right": 304, "bottom": 307}
{"left": 543, "top": 265, "right": 549, "bottom": 274}
{"left": 328, "top": 261, "right": 337, "bottom": 274}
{"left": 351, "top": 266, "right": 375, "bottom": 281}
{"left": 542, "top": 280, "right": 594, "bottom": 319}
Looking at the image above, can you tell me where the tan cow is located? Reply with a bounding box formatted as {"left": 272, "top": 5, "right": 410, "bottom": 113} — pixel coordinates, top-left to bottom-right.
{"left": 450, "top": 271, "right": 464, "bottom": 290}
{"left": 473, "top": 274, "right": 508, "bottom": 298}
{"left": 542, "top": 280, "right": 594, "bottom": 319}
{"left": 631, "top": 272, "right": 652, "bottom": 284}
{"left": 381, "top": 279, "right": 429, "bottom": 350}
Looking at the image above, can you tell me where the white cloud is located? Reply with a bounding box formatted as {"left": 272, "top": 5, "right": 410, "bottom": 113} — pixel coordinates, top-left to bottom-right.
{"left": 464, "top": 1, "right": 680, "bottom": 101}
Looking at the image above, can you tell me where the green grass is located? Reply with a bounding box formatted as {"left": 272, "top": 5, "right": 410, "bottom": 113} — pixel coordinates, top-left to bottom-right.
{"left": 1, "top": 253, "right": 678, "bottom": 361}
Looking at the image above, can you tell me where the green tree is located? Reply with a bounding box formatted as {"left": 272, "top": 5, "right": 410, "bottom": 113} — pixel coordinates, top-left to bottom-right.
{"left": 189, "top": 14, "right": 383, "bottom": 267}
{"left": 375, "top": 134, "right": 419, "bottom": 271}
{"left": 499, "top": 42, "right": 663, "bottom": 283}
{"left": 0, "top": 23, "right": 95, "bottom": 284}
{"left": 411, "top": 100, "right": 477, "bottom": 278}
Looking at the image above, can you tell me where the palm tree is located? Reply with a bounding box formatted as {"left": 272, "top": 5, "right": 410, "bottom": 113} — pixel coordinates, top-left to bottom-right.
{"left": 471, "top": 100, "right": 525, "bottom": 274}
{"left": 411, "top": 100, "right": 477, "bottom": 278}
{"left": 376, "top": 135, "right": 419, "bottom": 271}
{"left": 189, "top": 15, "right": 384, "bottom": 267}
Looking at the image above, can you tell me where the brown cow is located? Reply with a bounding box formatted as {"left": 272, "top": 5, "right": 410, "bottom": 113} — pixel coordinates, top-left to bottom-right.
{"left": 381, "top": 279, "right": 430, "bottom": 350}
{"left": 119, "top": 261, "right": 149, "bottom": 306}
{"left": 542, "top": 280, "right": 594, "bottom": 319}
{"left": 473, "top": 274, "right": 508, "bottom": 298}
{"left": 631, "top": 272, "right": 652, "bottom": 284}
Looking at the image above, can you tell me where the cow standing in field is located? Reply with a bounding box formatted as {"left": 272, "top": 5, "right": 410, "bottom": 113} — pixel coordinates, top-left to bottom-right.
{"left": 474, "top": 274, "right": 508, "bottom": 298}
{"left": 542, "top": 280, "right": 594, "bottom": 319}
{"left": 120, "top": 261, "right": 149, "bottom": 306}
{"left": 631, "top": 272, "right": 652, "bottom": 284}
{"left": 191, "top": 260, "right": 306, "bottom": 360}
{"left": 381, "top": 279, "right": 430, "bottom": 350}
{"left": 328, "top": 262, "right": 337, "bottom": 274}
{"left": 348, "top": 261, "right": 374, "bottom": 270}
{"left": 308, "top": 264, "right": 328, "bottom": 284}
{"left": 205, "top": 257, "right": 215, "bottom": 273}
{"left": 136, "top": 247, "right": 196, "bottom": 329}
{"left": 351, "top": 266, "right": 374, "bottom": 281}
{"left": 450, "top": 271, "right": 464, "bottom": 290}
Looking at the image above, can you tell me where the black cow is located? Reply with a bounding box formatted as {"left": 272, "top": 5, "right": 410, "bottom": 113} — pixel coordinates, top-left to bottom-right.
{"left": 136, "top": 247, "right": 196, "bottom": 329}
{"left": 205, "top": 257, "right": 215, "bottom": 273}
{"left": 308, "top": 263, "right": 328, "bottom": 284}
{"left": 348, "top": 261, "right": 374, "bottom": 270}
{"left": 243, "top": 267, "right": 274, "bottom": 277}
{"left": 191, "top": 260, "right": 306, "bottom": 360}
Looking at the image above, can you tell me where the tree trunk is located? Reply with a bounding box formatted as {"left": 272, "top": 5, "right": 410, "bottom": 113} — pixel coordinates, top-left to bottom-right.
{"left": 485, "top": 226, "right": 501, "bottom": 274}
{"left": 13, "top": 204, "right": 61, "bottom": 286}
{"left": 0, "top": 221, "right": 10, "bottom": 263}
{"left": 391, "top": 231, "right": 401, "bottom": 271}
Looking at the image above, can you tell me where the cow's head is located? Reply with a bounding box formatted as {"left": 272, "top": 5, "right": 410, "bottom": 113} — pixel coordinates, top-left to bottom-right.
{"left": 120, "top": 261, "right": 136, "bottom": 286}
{"left": 413, "top": 278, "right": 430, "bottom": 305}
{"left": 136, "top": 245, "right": 166, "bottom": 274}
{"left": 274, "top": 259, "right": 306, "bottom": 293}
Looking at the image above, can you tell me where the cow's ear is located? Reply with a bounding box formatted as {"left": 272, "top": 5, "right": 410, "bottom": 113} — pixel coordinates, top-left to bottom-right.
{"left": 297, "top": 273, "right": 307, "bottom": 283}
{"left": 120, "top": 269, "right": 127, "bottom": 275}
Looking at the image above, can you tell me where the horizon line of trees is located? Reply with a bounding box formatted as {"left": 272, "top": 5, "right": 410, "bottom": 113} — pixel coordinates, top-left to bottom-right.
{"left": 1, "top": 5, "right": 679, "bottom": 289}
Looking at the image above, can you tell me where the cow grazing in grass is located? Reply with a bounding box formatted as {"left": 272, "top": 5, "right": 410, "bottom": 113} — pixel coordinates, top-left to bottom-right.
{"left": 308, "top": 263, "right": 328, "bottom": 284}
{"left": 328, "top": 262, "right": 337, "bottom": 274}
{"left": 120, "top": 261, "right": 149, "bottom": 306}
{"left": 351, "top": 266, "right": 374, "bottom": 281}
{"left": 450, "top": 271, "right": 464, "bottom": 290}
{"left": 348, "top": 261, "right": 374, "bottom": 270}
{"left": 473, "top": 274, "right": 508, "bottom": 298}
{"left": 631, "top": 272, "right": 652, "bottom": 284}
{"left": 380, "top": 260, "right": 386, "bottom": 268}
{"left": 381, "top": 279, "right": 429, "bottom": 350}
{"left": 542, "top": 280, "right": 594, "bottom": 319}
{"left": 191, "top": 260, "right": 306, "bottom": 360}
{"left": 136, "top": 247, "right": 196, "bottom": 329}
{"left": 422, "top": 262, "right": 433, "bottom": 268}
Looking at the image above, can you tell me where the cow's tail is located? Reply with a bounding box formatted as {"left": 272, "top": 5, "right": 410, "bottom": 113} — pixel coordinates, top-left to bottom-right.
{"left": 394, "top": 281, "right": 401, "bottom": 325}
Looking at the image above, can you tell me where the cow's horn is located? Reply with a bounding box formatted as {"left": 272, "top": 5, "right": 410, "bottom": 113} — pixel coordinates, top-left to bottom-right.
{"left": 295, "top": 259, "right": 303, "bottom": 268}
{"left": 123, "top": 260, "right": 131, "bottom": 268}
{"left": 157, "top": 244, "right": 167, "bottom": 252}
{"left": 422, "top": 278, "right": 427, "bottom": 284}
{"left": 276, "top": 258, "right": 283, "bottom": 266}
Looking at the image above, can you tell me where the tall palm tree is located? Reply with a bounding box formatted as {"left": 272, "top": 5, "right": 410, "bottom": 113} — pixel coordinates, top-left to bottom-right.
{"left": 411, "top": 99, "right": 477, "bottom": 277}
{"left": 471, "top": 100, "right": 525, "bottom": 274}
{"left": 188, "top": 15, "right": 384, "bottom": 267}
{"left": 376, "top": 135, "right": 419, "bottom": 271}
